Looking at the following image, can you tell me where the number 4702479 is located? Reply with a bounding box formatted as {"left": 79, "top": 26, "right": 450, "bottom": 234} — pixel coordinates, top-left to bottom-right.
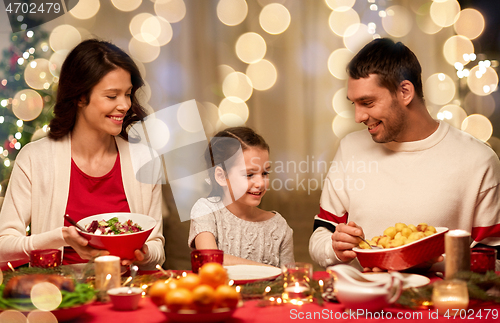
{"left": 5, "top": 2, "right": 61, "bottom": 14}
{"left": 443, "top": 309, "right": 498, "bottom": 320}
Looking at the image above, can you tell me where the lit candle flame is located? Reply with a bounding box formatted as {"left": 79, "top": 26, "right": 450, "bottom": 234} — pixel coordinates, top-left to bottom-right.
{"left": 7, "top": 262, "right": 15, "bottom": 272}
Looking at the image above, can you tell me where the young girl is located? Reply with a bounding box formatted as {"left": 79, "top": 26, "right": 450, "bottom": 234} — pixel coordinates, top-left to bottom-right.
{"left": 188, "top": 127, "right": 294, "bottom": 267}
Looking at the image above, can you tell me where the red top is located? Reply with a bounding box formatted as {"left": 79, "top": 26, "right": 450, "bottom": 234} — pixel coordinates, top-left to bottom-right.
{"left": 63, "top": 153, "right": 130, "bottom": 264}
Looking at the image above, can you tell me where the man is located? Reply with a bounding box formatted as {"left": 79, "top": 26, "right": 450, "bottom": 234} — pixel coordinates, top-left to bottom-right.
{"left": 309, "top": 38, "right": 500, "bottom": 270}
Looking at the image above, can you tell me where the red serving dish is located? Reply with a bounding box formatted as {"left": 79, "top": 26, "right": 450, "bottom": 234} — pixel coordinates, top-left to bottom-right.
{"left": 353, "top": 227, "right": 448, "bottom": 271}
{"left": 76, "top": 213, "right": 156, "bottom": 260}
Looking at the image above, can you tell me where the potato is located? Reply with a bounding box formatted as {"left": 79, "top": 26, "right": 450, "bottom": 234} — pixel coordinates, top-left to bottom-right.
{"left": 365, "top": 222, "right": 436, "bottom": 249}
{"left": 395, "top": 223, "right": 407, "bottom": 232}
{"left": 359, "top": 240, "right": 371, "bottom": 249}
{"left": 408, "top": 224, "right": 418, "bottom": 232}
{"left": 427, "top": 226, "right": 437, "bottom": 233}
{"left": 415, "top": 232, "right": 425, "bottom": 239}
{"left": 401, "top": 227, "right": 412, "bottom": 238}
{"left": 383, "top": 227, "right": 397, "bottom": 238}
{"left": 407, "top": 232, "right": 420, "bottom": 241}
{"left": 417, "top": 223, "right": 428, "bottom": 232}
{"left": 423, "top": 230, "right": 435, "bottom": 237}
{"left": 388, "top": 238, "right": 404, "bottom": 248}
{"left": 378, "top": 236, "right": 390, "bottom": 248}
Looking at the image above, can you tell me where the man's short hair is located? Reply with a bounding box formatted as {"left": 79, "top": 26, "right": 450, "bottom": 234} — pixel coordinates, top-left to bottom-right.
{"left": 347, "top": 38, "right": 424, "bottom": 101}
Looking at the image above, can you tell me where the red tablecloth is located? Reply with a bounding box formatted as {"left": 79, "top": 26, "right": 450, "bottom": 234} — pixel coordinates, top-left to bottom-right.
{"left": 67, "top": 271, "right": 500, "bottom": 323}
{"left": 76, "top": 295, "right": 500, "bottom": 323}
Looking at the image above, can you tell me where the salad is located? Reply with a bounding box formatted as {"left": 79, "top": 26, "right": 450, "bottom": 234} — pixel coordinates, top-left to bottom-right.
{"left": 85, "top": 217, "right": 143, "bottom": 235}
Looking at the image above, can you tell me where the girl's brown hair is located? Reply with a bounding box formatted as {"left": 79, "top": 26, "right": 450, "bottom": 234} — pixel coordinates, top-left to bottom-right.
{"left": 205, "top": 127, "right": 269, "bottom": 198}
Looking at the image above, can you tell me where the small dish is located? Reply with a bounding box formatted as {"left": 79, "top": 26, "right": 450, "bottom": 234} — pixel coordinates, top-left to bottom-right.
{"left": 107, "top": 287, "right": 142, "bottom": 311}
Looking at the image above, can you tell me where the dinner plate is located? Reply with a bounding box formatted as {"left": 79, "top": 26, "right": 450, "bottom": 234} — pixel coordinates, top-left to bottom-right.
{"left": 159, "top": 305, "right": 237, "bottom": 323}
{"left": 361, "top": 272, "right": 431, "bottom": 289}
{"left": 224, "top": 265, "right": 282, "bottom": 284}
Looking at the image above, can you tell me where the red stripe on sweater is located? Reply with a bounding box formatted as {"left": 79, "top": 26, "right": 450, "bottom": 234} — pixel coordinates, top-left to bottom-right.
{"left": 472, "top": 223, "right": 500, "bottom": 242}
{"left": 318, "top": 207, "right": 348, "bottom": 224}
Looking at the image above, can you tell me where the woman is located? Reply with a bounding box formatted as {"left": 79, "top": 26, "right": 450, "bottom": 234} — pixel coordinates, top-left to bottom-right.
{"left": 0, "top": 39, "right": 164, "bottom": 269}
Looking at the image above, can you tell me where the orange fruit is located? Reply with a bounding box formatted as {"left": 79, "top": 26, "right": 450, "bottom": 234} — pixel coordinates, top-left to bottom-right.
{"left": 176, "top": 273, "right": 201, "bottom": 291}
{"left": 165, "top": 288, "right": 193, "bottom": 312}
{"left": 192, "top": 284, "right": 216, "bottom": 312}
{"left": 214, "top": 285, "right": 240, "bottom": 309}
{"left": 148, "top": 280, "right": 176, "bottom": 306}
{"left": 198, "top": 263, "right": 228, "bottom": 289}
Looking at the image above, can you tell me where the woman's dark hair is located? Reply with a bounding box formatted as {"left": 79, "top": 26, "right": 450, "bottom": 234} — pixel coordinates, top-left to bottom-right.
{"left": 48, "top": 39, "right": 147, "bottom": 140}
{"left": 347, "top": 38, "right": 424, "bottom": 101}
{"left": 205, "top": 127, "right": 269, "bottom": 198}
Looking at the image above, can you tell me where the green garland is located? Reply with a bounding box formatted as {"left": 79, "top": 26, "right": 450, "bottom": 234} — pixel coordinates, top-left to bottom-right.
{"left": 237, "top": 277, "right": 324, "bottom": 306}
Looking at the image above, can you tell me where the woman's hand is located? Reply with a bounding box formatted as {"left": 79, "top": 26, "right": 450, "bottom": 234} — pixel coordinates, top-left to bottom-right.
{"left": 331, "top": 221, "right": 364, "bottom": 263}
{"left": 62, "top": 226, "right": 110, "bottom": 259}
{"left": 121, "top": 244, "right": 149, "bottom": 266}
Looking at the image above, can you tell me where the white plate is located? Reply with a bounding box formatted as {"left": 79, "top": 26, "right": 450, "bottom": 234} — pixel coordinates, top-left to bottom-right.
{"left": 361, "top": 272, "right": 431, "bottom": 289}
{"left": 224, "top": 265, "right": 282, "bottom": 284}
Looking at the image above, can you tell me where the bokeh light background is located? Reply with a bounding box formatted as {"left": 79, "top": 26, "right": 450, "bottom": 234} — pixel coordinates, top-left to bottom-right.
{"left": 0, "top": 0, "right": 499, "bottom": 269}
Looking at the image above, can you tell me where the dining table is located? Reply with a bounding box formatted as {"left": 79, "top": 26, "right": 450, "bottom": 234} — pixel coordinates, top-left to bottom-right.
{"left": 2, "top": 268, "right": 496, "bottom": 323}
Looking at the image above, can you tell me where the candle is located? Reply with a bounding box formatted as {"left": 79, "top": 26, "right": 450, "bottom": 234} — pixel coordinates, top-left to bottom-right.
{"left": 94, "top": 256, "right": 121, "bottom": 301}
{"left": 445, "top": 230, "right": 471, "bottom": 280}
{"left": 283, "top": 282, "right": 311, "bottom": 301}
{"left": 432, "top": 280, "right": 469, "bottom": 315}
{"left": 281, "top": 262, "right": 313, "bottom": 303}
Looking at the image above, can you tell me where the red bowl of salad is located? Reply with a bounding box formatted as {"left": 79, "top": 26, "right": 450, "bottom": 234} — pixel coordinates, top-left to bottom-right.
{"left": 76, "top": 213, "right": 156, "bottom": 260}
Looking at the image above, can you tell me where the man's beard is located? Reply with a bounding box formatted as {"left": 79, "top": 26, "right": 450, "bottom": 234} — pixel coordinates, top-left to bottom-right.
{"left": 371, "top": 99, "right": 407, "bottom": 143}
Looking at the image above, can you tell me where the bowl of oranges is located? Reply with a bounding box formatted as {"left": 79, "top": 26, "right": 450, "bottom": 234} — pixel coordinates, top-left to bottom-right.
{"left": 353, "top": 223, "right": 448, "bottom": 271}
{"left": 148, "top": 262, "right": 241, "bottom": 322}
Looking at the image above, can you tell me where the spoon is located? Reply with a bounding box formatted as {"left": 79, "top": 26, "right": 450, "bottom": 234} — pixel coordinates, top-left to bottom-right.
{"left": 127, "top": 265, "right": 139, "bottom": 294}
{"left": 357, "top": 236, "right": 382, "bottom": 250}
{"left": 64, "top": 214, "right": 88, "bottom": 232}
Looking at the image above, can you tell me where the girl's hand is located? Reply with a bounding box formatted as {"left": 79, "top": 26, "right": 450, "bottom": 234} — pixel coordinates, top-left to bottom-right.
{"left": 331, "top": 221, "right": 364, "bottom": 263}
{"left": 121, "top": 244, "right": 149, "bottom": 266}
{"left": 62, "top": 226, "right": 110, "bottom": 259}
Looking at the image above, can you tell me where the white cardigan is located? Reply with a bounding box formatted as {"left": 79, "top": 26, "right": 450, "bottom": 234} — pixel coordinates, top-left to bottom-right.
{"left": 0, "top": 135, "right": 165, "bottom": 270}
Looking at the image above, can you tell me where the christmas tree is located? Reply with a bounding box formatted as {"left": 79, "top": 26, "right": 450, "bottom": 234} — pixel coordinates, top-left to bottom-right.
{"left": 0, "top": 25, "right": 55, "bottom": 193}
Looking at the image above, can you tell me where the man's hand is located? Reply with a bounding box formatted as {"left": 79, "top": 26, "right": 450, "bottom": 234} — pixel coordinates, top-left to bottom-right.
{"left": 331, "top": 221, "right": 364, "bottom": 262}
